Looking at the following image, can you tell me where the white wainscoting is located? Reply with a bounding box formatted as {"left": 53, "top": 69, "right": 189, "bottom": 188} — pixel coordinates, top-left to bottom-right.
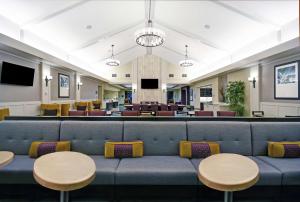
{"left": 0, "top": 101, "right": 41, "bottom": 116}
{"left": 260, "top": 102, "right": 300, "bottom": 117}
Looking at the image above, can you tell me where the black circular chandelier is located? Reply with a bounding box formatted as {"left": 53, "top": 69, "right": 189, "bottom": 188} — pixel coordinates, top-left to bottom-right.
{"left": 134, "top": 0, "right": 165, "bottom": 47}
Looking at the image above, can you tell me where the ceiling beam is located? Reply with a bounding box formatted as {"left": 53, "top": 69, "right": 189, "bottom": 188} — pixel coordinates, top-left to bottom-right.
{"left": 155, "top": 20, "right": 229, "bottom": 52}
{"left": 92, "top": 45, "right": 139, "bottom": 64}
{"left": 70, "top": 20, "right": 144, "bottom": 52}
{"left": 160, "top": 46, "right": 206, "bottom": 64}
{"left": 21, "top": 0, "right": 90, "bottom": 29}
{"left": 211, "top": 1, "right": 280, "bottom": 30}
{"left": 145, "top": 0, "right": 156, "bottom": 55}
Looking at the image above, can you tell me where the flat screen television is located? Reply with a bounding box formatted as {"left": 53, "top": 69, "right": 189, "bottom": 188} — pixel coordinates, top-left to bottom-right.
{"left": 141, "top": 79, "right": 159, "bottom": 89}
{"left": 0, "top": 62, "right": 35, "bottom": 86}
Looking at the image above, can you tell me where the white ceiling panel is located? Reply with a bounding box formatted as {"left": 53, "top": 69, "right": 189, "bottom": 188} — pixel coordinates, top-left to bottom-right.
{"left": 154, "top": 1, "right": 273, "bottom": 51}
{"left": 0, "top": 0, "right": 79, "bottom": 25}
{"left": 28, "top": 1, "right": 144, "bottom": 51}
{"left": 71, "top": 23, "right": 145, "bottom": 63}
{"left": 222, "top": 0, "right": 298, "bottom": 26}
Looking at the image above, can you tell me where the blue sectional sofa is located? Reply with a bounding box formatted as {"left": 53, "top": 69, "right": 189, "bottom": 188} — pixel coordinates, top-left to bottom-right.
{"left": 0, "top": 120, "right": 299, "bottom": 194}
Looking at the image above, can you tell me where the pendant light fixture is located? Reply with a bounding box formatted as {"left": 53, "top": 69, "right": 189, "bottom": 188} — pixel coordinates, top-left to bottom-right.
{"left": 106, "top": 45, "right": 120, "bottom": 66}
{"left": 134, "top": 0, "right": 165, "bottom": 47}
{"left": 179, "top": 45, "right": 195, "bottom": 67}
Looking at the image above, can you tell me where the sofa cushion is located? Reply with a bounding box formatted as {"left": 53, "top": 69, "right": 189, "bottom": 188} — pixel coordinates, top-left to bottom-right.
{"left": 251, "top": 122, "right": 300, "bottom": 156}
{"left": 187, "top": 121, "right": 252, "bottom": 155}
{"left": 258, "top": 156, "right": 300, "bottom": 185}
{"left": 0, "top": 155, "right": 35, "bottom": 184}
{"left": 90, "top": 156, "right": 120, "bottom": 185}
{"left": 248, "top": 156, "right": 282, "bottom": 186}
{"left": 60, "top": 121, "right": 123, "bottom": 155}
{"left": 123, "top": 122, "right": 187, "bottom": 155}
{"left": 0, "top": 121, "right": 61, "bottom": 155}
{"left": 116, "top": 156, "right": 198, "bottom": 185}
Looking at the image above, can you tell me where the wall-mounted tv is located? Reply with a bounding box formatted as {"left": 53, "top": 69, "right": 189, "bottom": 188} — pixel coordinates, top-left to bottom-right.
{"left": 0, "top": 62, "right": 35, "bottom": 86}
{"left": 141, "top": 79, "right": 159, "bottom": 89}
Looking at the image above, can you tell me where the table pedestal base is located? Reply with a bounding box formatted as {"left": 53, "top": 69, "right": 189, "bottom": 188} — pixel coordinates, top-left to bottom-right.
{"left": 60, "top": 191, "right": 69, "bottom": 202}
{"left": 224, "top": 191, "right": 233, "bottom": 202}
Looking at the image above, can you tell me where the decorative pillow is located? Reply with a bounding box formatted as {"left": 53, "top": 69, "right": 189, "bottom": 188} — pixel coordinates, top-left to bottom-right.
{"left": 268, "top": 141, "right": 300, "bottom": 158}
{"left": 180, "top": 141, "right": 220, "bottom": 158}
{"left": 29, "top": 141, "right": 71, "bottom": 158}
{"left": 44, "top": 109, "right": 57, "bottom": 116}
{"left": 77, "top": 105, "right": 87, "bottom": 111}
{"left": 105, "top": 141, "right": 143, "bottom": 158}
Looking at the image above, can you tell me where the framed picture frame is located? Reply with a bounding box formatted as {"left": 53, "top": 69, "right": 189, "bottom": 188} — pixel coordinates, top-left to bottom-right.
{"left": 274, "top": 61, "right": 300, "bottom": 100}
{"left": 58, "top": 73, "right": 70, "bottom": 98}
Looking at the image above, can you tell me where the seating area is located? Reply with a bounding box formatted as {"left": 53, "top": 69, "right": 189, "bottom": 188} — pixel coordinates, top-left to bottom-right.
{"left": 0, "top": 119, "right": 299, "bottom": 201}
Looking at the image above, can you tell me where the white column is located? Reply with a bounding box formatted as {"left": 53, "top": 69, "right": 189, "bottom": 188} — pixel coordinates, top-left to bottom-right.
{"left": 132, "top": 58, "right": 138, "bottom": 103}
{"left": 249, "top": 65, "right": 260, "bottom": 112}
{"left": 40, "top": 62, "right": 51, "bottom": 103}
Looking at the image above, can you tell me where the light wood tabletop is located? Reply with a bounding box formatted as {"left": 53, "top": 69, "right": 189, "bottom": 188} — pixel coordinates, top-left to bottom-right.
{"left": 0, "top": 151, "right": 14, "bottom": 169}
{"left": 33, "top": 151, "right": 96, "bottom": 192}
{"left": 198, "top": 153, "right": 259, "bottom": 192}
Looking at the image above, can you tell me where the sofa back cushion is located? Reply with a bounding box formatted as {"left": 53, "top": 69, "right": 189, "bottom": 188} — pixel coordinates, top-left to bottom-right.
{"left": 187, "top": 121, "right": 252, "bottom": 155}
{"left": 60, "top": 121, "right": 123, "bottom": 155}
{"left": 251, "top": 122, "right": 300, "bottom": 156}
{"left": 0, "top": 121, "right": 60, "bottom": 155}
{"left": 123, "top": 121, "right": 187, "bottom": 155}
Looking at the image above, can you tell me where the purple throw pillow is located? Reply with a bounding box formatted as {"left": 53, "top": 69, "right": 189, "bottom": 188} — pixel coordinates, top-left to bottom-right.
{"left": 191, "top": 143, "right": 211, "bottom": 158}
{"left": 114, "top": 144, "right": 133, "bottom": 158}
{"left": 37, "top": 142, "right": 57, "bottom": 157}
{"left": 284, "top": 144, "right": 300, "bottom": 158}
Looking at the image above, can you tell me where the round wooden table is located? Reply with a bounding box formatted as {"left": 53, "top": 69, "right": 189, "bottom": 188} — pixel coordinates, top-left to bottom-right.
{"left": 34, "top": 151, "right": 96, "bottom": 202}
{"left": 0, "top": 151, "right": 14, "bottom": 169}
{"left": 198, "top": 153, "right": 259, "bottom": 202}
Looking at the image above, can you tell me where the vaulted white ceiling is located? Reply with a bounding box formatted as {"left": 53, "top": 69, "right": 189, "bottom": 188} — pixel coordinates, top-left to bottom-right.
{"left": 0, "top": 0, "right": 298, "bottom": 82}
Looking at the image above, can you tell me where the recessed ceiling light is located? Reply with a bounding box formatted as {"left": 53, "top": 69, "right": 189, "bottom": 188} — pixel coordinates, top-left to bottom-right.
{"left": 204, "top": 24, "right": 210, "bottom": 29}
{"left": 86, "top": 25, "right": 92, "bottom": 30}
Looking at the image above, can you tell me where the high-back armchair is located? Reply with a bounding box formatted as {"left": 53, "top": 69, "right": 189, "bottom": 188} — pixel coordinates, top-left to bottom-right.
{"left": 217, "top": 111, "right": 236, "bottom": 117}
{"left": 195, "top": 111, "right": 214, "bottom": 117}
{"left": 159, "top": 104, "right": 168, "bottom": 111}
{"left": 0, "top": 108, "right": 10, "bottom": 121}
{"left": 92, "top": 100, "right": 102, "bottom": 110}
{"left": 60, "top": 103, "right": 70, "bottom": 116}
{"left": 74, "top": 101, "right": 92, "bottom": 111}
{"left": 40, "top": 104, "right": 61, "bottom": 116}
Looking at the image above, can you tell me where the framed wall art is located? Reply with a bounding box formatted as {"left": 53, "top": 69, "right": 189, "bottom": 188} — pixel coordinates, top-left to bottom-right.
{"left": 274, "top": 61, "right": 300, "bottom": 99}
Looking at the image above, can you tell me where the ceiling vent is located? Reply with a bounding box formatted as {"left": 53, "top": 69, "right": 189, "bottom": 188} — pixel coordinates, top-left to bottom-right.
{"left": 112, "top": 74, "right": 117, "bottom": 77}
{"left": 125, "top": 74, "right": 130, "bottom": 78}
{"left": 182, "top": 74, "right": 187, "bottom": 78}
{"left": 169, "top": 74, "right": 174, "bottom": 78}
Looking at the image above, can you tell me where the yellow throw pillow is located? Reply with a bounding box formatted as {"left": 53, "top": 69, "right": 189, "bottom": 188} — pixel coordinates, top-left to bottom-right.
{"left": 105, "top": 141, "right": 143, "bottom": 158}
{"left": 29, "top": 141, "right": 71, "bottom": 158}
{"left": 268, "top": 141, "right": 300, "bottom": 158}
{"left": 180, "top": 141, "right": 220, "bottom": 158}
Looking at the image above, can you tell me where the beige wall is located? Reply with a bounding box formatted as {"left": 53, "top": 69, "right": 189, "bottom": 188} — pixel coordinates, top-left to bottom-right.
{"left": 190, "top": 68, "right": 253, "bottom": 115}
{"left": 80, "top": 76, "right": 101, "bottom": 100}
{"left": 227, "top": 68, "right": 251, "bottom": 116}
{"left": 132, "top": 55, "right": 166, "bottom": 103}
{"left": 191, "top": 77, "right": 219, "bottom": 109}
